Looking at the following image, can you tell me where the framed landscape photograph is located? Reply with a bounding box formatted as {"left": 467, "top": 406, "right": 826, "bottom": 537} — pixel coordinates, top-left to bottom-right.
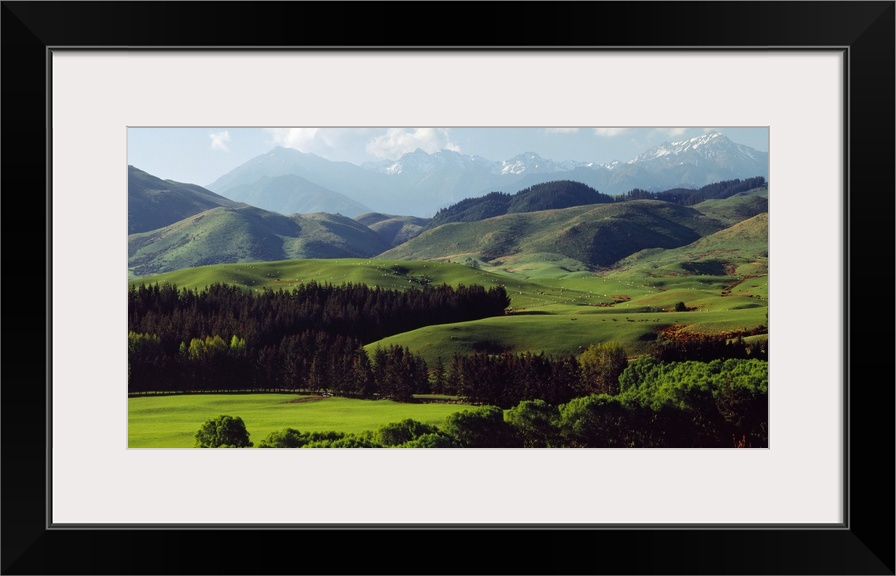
{"left": 5, "top": 1, "right": 893, "bottom": 574}
{"left": 126, "top": 125, "right": 771, "bottom": 451}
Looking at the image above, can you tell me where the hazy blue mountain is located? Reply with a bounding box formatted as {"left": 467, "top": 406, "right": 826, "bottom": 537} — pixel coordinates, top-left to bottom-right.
{"left": 206, "top": 147, "right": 399, "bottom": 212}
{"left": 220, "top": 174, "right": 371, "bottom": 217}
{"left": 203, "top": 133, "right": 768, "bottom": 218}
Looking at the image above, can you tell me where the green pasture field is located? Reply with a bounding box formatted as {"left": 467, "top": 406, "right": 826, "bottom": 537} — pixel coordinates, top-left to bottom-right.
{"left": 128, "top": 393, "right": 473, "bottom": 448}
{"left": 365, "top": 305, "right": 768, "bottom": 363}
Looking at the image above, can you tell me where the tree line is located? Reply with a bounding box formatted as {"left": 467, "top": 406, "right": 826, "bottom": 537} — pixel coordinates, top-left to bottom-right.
{"left": 431, "top": 345, "right": 621, "bottom": 408}
{"left": 215, "top": 355, "right": 767, "bottom": 449}
{"left": 129, "top": 280, "right": 509, "bottom": 350}
{"left": 131, "top": 283, "right": 766, "bottom": 408}
{"left": 128, "top": 280, "right": 509, "bottom": 395}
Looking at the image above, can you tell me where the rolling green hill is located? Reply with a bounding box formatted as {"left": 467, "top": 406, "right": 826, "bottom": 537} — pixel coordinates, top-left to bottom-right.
{"left": 127, "top": 258, "right": 589, "bottom": 307}
{"left": 612, "top": 212, "right": 769, "bottom": 278}
{"left": 380, "top": 200, "right": 728, "bottom": 269}
{"left": 128, "top": 165, "right": 241, "bottom": 234}
{"left": 365, "top": 305, "right": 767, "bottom": 365}
{"left": 692, "top": 186, "right": 769, "bottom": 226}
{"left": 130, "top": 247, "right": 767, "bottom": 364}
{"left": 354, "top": 212, "right": 430, "bottom": 246}
{"left": 128, "top": 207, "right": 391, "bottom": 278}
{"left": 364, "top": 216, "right": 768, "bottom": 364}
{"left": 128, "top": 185, "right": 767, "bottom": 363}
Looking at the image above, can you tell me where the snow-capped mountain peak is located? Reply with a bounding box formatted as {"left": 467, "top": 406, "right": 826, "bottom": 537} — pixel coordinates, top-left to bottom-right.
{"left": 499, "top": 152, "right": 547, "bottom": 175}
{"left": 497, "top": 152, "right": 592, "bottom": 175}
{"left": 627, "top": 132, "right": 737, "bottom": 164}
{"left": 373, "top": 148, "right": 493, "bottom": 175}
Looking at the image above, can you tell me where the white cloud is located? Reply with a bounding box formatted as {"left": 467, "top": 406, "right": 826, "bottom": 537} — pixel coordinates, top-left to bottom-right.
{"left": 593, "top": 128, "right": 629, "bottom": 137}
{"left": 209, "top": 130, "right": 231, "bottom": 151}
{"left": 267, "top": 128, "right": 320, "bottom": 151}
{"left": 657, "top": 128, "right": 689, "bottom": 137}
{"left": 365, "top": 128, "right": 459, "bottom": 159}
{"left": 544, "top": 128, "right": 579, "bottom": 134}
{"left": 265, "top": 128, "right": 381, "bottom": 163}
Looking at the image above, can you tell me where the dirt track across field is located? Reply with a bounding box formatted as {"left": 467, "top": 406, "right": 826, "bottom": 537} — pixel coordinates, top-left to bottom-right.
{"left": 282, "top": 396, "right": 326, "bottom": 404}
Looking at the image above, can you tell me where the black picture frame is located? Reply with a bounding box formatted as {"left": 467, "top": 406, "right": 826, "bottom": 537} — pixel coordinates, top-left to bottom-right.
{"left": 3, "top": 2, "right": 893, "bottom": 574}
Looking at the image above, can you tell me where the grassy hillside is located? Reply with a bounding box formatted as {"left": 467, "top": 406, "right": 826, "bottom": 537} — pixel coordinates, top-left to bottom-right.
{"left": 380, "top": 200, "right": 727, "bottom": 268}
{"left": 354, "top": 212, "right": 430, "bottom": 246}
{"left": 692, "top": 186, "right": 769, "bottom": 226}
{"left": 365, "top": 305, "right": 767, "bottom": 364}
{"left": 365, "top": 231, "right": 767, "bottom": 364}
{"left": 128, "top": 207, "right": 391, "bottom": 278}
{"left": 131, "top": 248, "right": 767, "bottom": 365}
{"left": 612, "top": 212, "right": 769, "bottom": 278}
{"left": 128, "top": 165, "right": 241, "bottom": 234}
{"left": 127, "top": 258, "right": 613, "bottom": 309}
{"left": 129, "top": 189, "right": 767, "bottom": 365}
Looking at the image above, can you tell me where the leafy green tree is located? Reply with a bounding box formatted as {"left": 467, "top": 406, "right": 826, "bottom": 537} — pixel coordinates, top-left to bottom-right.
{"left": 194, "top": 415, "right": 253, "bottom": 447}
{"left": 376, "top": 419, "right": 438, "bottom": 447}
{"left": 505, "top": 399, "right": 560, "bottom": 448}
{"left": 557, "top": 394, "right": 633, "bottom": 447}
{"left": 617, "top": 357, "right": 767, "bottom": 447}
{"left": 398, "top": 433, "right": 460, "bottom": 448}
{"left": 579, "top": 342, "right": 628, "bottom": 395}
{"left": 442, "top": 406, "right": 522, "bottom": 448}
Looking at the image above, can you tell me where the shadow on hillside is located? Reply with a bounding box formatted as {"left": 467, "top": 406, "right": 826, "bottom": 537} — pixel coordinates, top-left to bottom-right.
{"left": 506, "top": 311, "right": 554, "bottom": 316}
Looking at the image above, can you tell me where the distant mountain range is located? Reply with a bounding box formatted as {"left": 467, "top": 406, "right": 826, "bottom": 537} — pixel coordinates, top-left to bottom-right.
{"left": 128, "top": 132, "right": 768, "bottom": 278}
{"left": 204, "top": 132, "right": 768, "bottom": 217}
{"left": 217, "top": 174, "right": 371, "bottom": 217}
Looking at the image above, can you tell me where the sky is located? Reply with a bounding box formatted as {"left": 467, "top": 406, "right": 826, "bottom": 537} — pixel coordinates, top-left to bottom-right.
{"left": 128, "top": 127, "right": 770, "bottom": 187}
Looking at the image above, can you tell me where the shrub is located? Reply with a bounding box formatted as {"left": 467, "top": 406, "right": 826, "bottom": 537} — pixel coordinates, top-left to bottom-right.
{"left": 258, "top": 428, "right": 307, "bottom": 448}
{"left": 194, "top": 415, "right": 252, "bottom": 448}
